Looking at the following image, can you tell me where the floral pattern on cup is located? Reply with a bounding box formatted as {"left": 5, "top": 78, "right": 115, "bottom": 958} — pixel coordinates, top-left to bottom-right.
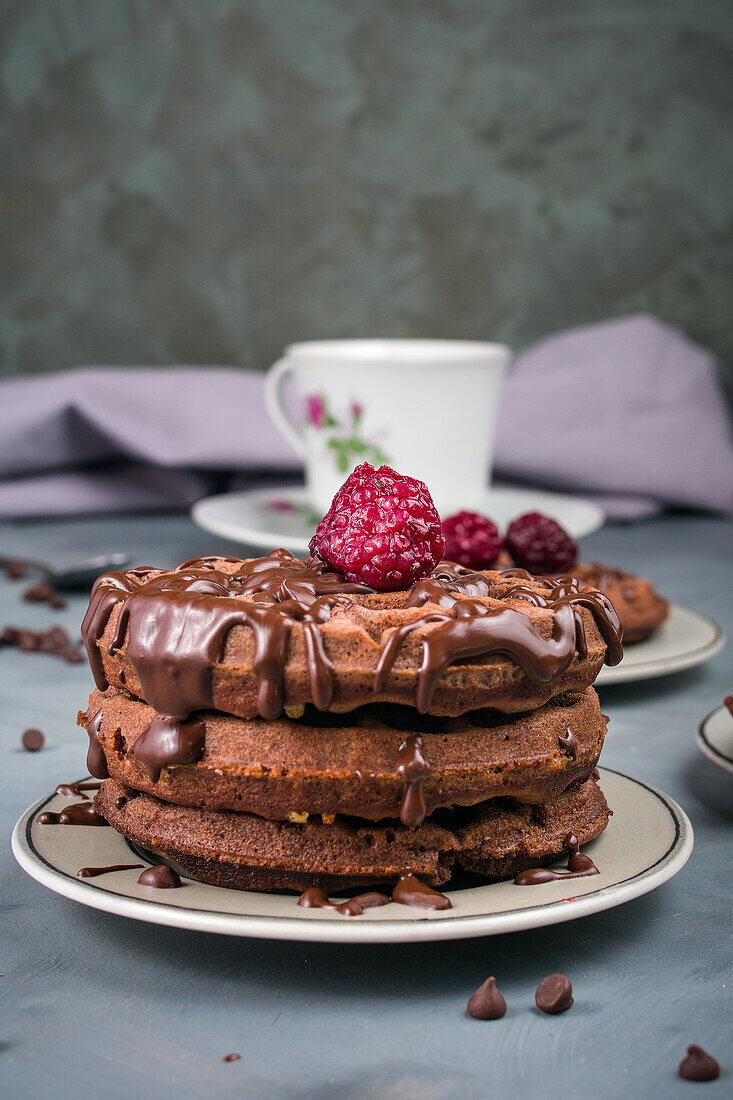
{"left": 305, "top": 394, "right": 390, "bottom": 474}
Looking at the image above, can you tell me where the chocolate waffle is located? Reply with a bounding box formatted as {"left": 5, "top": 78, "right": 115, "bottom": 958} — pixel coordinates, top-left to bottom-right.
{"left": 570, "top": 562, "right": 668, "bottom": 644}
{"left": 81, "top": 552, "right": 622, "bottom": 720}
{"left": 497, "top": 553, "right": 668, "bottom": 644}
{"left": 96, "top": 775, "right": 610, "bottom": 892}
{"left": 80, "top": 686, "right": 606, "bottom": 822}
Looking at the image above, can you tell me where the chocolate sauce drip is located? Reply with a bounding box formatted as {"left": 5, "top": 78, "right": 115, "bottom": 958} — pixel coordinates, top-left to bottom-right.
{"left": 377, "top": 575, "right": 622, "bottom": 712}
{"left": 77, "top": 863, "right": 142, "bottom": 879}
{"left": 391, "top": 872, "right": 452, "bottom": 910}
{"left": 408, "top": 567, "right": 495, "bottom": 607}
{"left": 81, "top": 569, "right": 154, "bottom": 689}
{"left": 396, "top": 734, "right": 432, "bottom": 828}
{"left": 377, "top": 601, "right": 579, "bottom": 713}
{"left": 235, "top": 549, "right": 373, "bottom": 604}
{"left": 137, "top": 865, "right": 182, "bottom": 888}
{"left": 55, "top": 780, "right": 101, "bottom": 799}
{"left": 298, "top": 887, "right": 390, "bottom": 916}
{"left": 38, "top": 801, "right": 108, "bottom": 826}
{"left": 179, "top": 555, "right": 243, "bottom": 570}
{"left": 83, "top": 553, "right": 353, "bottom": 720}
{"left": 131, "top": 716, "right": 207, "bottom": 782}
{"left": 85, "top": 709, "right": 109, "bottom": 779}
{"left": 558, "top": 728, "right": 579, "bottom": 758}
{"left": 514, "top": 832, "right": 599, "bottom": 885}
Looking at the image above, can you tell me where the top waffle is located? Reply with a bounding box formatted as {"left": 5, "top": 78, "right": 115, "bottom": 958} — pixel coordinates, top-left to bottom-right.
{"left": 81, "top": 550, "right": 623, "bottom": 720}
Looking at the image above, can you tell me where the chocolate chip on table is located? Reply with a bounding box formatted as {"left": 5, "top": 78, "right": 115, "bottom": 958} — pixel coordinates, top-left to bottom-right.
{"left": 467, "top": 976, "right": 507, "bottom": 1020}
{"left": 4, "top": 560, "right": 27, "bottom": 579}
{"left": 21, "top": 728, "right": 46, "bottom": 752}
{"left": 0, "top": 624, "right": 84, "bottom": 663}
{"left": 535, "top": 973, "right": 574, "bottom": 1014}
{"left": 222, "top": 1053, "right": 241, "bottom": 1063}
{"left": 678, "top": 1044, "right": 720, "bottom": 1082}
{"left": 23, "top": 581, "right": 67, "bottom": 609}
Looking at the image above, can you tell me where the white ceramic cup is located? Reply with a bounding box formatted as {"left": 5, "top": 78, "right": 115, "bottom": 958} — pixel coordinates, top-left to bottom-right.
{"left": 265, "top": 339, "right": 510, "bottom": 516}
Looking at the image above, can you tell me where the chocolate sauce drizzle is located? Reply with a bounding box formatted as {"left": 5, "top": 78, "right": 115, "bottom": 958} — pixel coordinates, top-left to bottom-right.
{"left": 392, "top": 872, "right": 452, "bottom": 910}
{"left": 298, "top": 887, "right": 390, "bottom": 916}
{"left": 82, "top": 552, "right": 359, "bottom": 720}
{"left": 513, "top": 832, "right": 599, "bottom": 886}
{"left": 395, "top": 734, "right": 432, "bottom": 828}
{"left": 81, "top": 551, "right": 622, "bottom": 721}
{"left": 375, "top": 569, "right": 622, "bottom": 712}
{"left": 85, "top": 709, "right": 109, "bottom": 779}
{"left": 38, "top": 801, "right": 108, "bottom": 826}
{"left": 55, "top": 780, "right": 101, "bottom": 799}
{"left": 298, "top": 871, "right": 451, "bottom": 915}
{"left": 77, "top": 863, "right": 142, "bottom": 879}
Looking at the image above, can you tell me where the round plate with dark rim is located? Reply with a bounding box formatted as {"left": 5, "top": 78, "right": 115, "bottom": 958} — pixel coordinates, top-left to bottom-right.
{"left": 12, "top": 768, "right": 692, "bottom": 944}
{"left": 696, "top": 704, "right": 733, "bottom": 776}
{"left": 595, "top": 605, "right": 724, "bottom": 686}
{"left": 191, "top": 484, "right": 604, "bottom": 551}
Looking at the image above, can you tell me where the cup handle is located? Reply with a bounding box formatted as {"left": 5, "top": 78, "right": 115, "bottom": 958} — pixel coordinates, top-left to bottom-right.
{"left": 264, "top": 357, "right": 307, "bottom": 458}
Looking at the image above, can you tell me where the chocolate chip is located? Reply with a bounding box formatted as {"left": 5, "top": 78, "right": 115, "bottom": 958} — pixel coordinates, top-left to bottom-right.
{"left": 678, "top": 1045, "right": 720, "bottom": 1082}
{"left": 24, "top": 582, "right": 52, "bottom": 601}
{"left": 5, "top": 560, "right": 27, "bottom": 579}
{"left": 557, "top": 728, "right": 578, "bottom": 758}
{"left": 535, "top": 973, "right": 573, "bottom": 1014}
{"left": 222, "top": 1053, "right": 241, "bottom": 1063}
{"left": 23, "top": 582, "right": 67, "bottom": 609}
{"left": 21, "top": 728, "right": 45, "bottom": 752}
{"left": 0, "top": 624, "right": 84, "bottom": 663}
{"left": 467, "top": 976, "right": 507, "bottom": 1020}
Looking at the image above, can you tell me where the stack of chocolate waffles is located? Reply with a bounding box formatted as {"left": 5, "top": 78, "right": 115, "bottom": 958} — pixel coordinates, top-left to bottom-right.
{"left": 78, "top": 549, "right": 623, "bottom": 908}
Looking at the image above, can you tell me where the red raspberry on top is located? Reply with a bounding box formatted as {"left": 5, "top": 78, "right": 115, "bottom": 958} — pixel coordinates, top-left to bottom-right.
{"left": 505, "top": 512, "right": 578, "bottom": 574}
{"left": 442, "top": 511, "right": 502, "bottom": 569}
{"left": 309, "top": 463, "right": 444, "bottom": 591}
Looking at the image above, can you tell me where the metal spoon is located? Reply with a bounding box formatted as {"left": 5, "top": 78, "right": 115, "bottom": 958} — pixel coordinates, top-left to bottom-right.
{"left": 1, "top": 553, "right": 133, "bottom": 590}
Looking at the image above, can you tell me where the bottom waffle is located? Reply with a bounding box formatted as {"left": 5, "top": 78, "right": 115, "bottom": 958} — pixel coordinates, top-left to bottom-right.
{"left": 95, "top": 775, "right": 611, "bottom": 893}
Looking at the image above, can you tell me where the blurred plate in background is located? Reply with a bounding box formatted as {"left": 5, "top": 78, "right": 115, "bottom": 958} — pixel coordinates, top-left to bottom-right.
{"left": 596, "top": 605, "right": 724, "bottom": 685}
{"left": 191, "top": 484, "right": 604, "bottom": 552}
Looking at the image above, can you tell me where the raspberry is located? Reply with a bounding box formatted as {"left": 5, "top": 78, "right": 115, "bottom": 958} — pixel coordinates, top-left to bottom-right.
{"left": 442, "top": 511, "right": 502, "bottom": 569}
{"left": 504, "top": 512, "right": 578, "bottom": 574}
{"left": 309, "top": 463, "right": 444, "bottom": 591}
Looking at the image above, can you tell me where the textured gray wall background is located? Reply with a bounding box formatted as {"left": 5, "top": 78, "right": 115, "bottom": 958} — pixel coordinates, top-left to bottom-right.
{"left": 1, "top": 0, "right": 732, "bottom": 381}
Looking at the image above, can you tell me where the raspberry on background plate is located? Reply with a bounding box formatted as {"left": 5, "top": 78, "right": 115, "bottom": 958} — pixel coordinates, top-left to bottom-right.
{"left": 442, "top": 511, "right": 503, "bottom": 569}
{"left": 309, "top": 463, "right": 444, "bottom": 591}
{"left": 505, "top": 512, "right": 578, "bottom": 574}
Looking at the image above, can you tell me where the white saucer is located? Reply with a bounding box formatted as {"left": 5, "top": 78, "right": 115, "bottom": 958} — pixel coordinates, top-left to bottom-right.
{"left": 595, "top": 605, "right": 724, "bottom": 686}
{"left": 696, "top": 704, "right": 733, "bottom": 775}
{"left": 12, "top": 768, "right": 692, "bottom": 945}
{"left": 191, "top": 485, "right": 604, "bottom": 551}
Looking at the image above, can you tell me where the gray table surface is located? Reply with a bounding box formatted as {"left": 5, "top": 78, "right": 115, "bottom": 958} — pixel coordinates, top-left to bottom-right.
{"left": 1, "top": 511, "right": 731, "bottom": 1099}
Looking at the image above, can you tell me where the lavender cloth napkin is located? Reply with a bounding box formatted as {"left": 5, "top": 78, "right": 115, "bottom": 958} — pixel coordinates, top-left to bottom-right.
{"left": 1, "top": 314, "right": 731, "bottom": 521}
